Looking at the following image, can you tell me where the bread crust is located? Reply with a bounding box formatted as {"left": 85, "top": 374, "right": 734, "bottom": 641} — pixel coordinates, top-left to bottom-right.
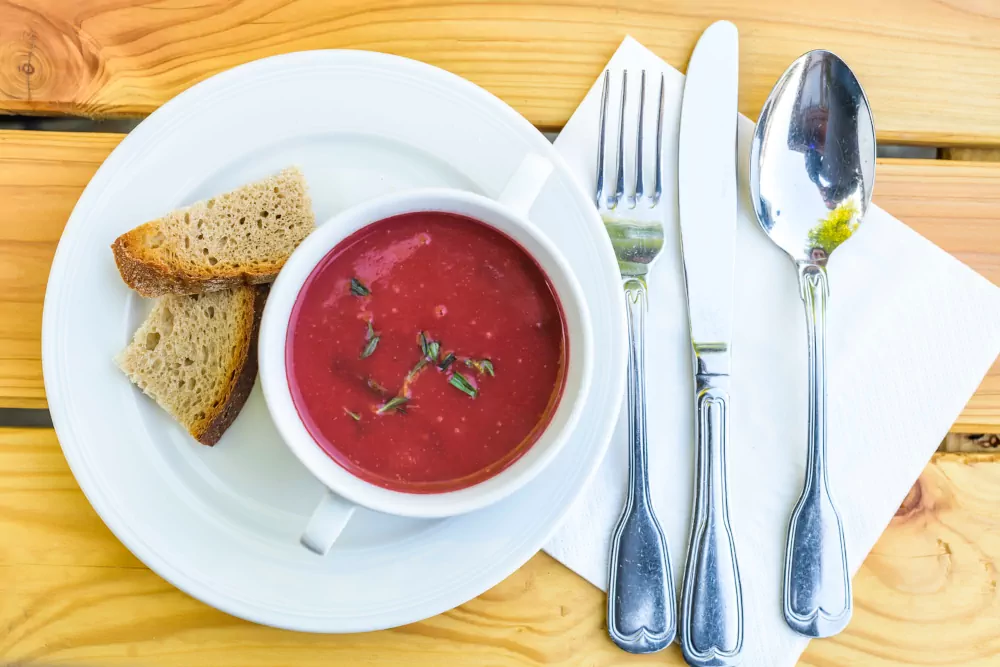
{"left": 109, "top": 166, "right": 312, "bottom": 297}
{"left": 191, "top": 285, "right": 269, "bottom": 446}
{"left": 111, "top": 230, "right": 278, "bottom": 297}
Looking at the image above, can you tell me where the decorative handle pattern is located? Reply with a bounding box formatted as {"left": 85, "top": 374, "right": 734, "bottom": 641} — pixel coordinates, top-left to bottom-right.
{"left": 680, "top": 348, "right": 743, "bottom": 667}
{"left": 783, "top": 263, "right": 852, "bottom": 638}
{"left": 606, "top": 278, "right": 676, "bottom": 654}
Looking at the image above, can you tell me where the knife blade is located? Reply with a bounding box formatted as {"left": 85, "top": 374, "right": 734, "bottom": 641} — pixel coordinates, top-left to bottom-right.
{"left": 678, "top": 20, "right": 739, "bottom": 353}
{"left": 676, "top": 20, "right": 744, "bottom": 667}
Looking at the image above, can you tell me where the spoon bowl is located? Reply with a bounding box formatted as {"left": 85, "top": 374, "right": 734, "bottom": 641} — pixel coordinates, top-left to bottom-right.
{"left": 750, "top": 51, "right": 875, "bottom": 265}
{"left": 749, "top": 50, "right": 876, "bottom": 639}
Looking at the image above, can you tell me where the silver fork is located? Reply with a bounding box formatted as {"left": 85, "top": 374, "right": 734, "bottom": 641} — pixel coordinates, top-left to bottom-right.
{"left": 600, "top": 69, "right": 676, "bottom": 654}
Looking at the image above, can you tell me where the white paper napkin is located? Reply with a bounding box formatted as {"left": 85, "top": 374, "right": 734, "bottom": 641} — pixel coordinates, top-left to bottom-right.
{"left": 544, "top": 36, "right": 1000, "bottom": 666}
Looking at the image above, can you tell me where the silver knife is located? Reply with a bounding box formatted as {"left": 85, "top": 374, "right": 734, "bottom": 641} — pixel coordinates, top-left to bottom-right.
{"left": 677, "top": 21, "right": 744, "bottom": 667}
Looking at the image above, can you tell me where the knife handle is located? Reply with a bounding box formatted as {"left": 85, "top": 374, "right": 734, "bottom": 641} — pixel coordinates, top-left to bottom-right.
{"left": 784, "top": 264, "right": 852, "bottom": 638}
{"left": 681, "top": 352, "right": 743, "bottom": 667}
{"left": 607, "top": 278, "right": 676, "bottom": 654}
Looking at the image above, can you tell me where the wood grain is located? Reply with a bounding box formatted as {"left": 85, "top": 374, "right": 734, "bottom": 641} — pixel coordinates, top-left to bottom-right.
{"left": 875, "top": 159, "right": 1000, "bottom": 433}
{"left": 800, "top": 453, "right": 1000, "bottom": 667}
{"left": 0, "top": 131, "right": 123, "bottom": 409}
{"left": 1, "top": 130, "right": 998, "bottom": 428}
{"left": 1, "top": 1, "right": 1000, "bottom": 145}
{"left": 2, "top": 427, "right": 999, "bottom": 665}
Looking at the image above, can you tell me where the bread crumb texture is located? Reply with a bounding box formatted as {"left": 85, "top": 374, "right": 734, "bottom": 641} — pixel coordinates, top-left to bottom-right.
{"left": 116, "top": 287, "right": 257, "bottom": 442}
{"left": 112, "top": 166, "right": 314, "bottom": 296}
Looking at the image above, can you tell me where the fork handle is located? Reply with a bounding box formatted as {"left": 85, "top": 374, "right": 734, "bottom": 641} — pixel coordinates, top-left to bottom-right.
{"left": 680, "top": 351, "right": 743, "bottom": 667}
{"left": 607, "top": 278, "right": 676, "bottom": 653}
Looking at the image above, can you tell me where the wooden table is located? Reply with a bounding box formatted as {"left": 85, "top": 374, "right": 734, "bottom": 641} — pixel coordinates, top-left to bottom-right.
{"left": 2, "top": 2, "right": 999, "bottom": 664}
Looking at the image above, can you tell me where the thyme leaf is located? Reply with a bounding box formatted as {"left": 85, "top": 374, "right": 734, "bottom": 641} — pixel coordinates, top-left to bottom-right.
{"left": 438, "top": 352, "right": 456, "bottom": 371}
{"left": 366, "top": 377, "right": 389, "bottom": 397}
{"left": 449, "top": 372, "right": 478, "bottom": 398}
{"left": 465, "top": 358, "right": 495, "bottom": 377}
{"left": 407, "top": 358, "right": 428, "bottom": 380}
{"left": 360, "top": 335, "right": 380, "bottom": 359}
{"left": 350, "top": 277, "right": 370, "bottom": 297}
{"left": 377, "top": 396, "right": 409, "bottom": 414}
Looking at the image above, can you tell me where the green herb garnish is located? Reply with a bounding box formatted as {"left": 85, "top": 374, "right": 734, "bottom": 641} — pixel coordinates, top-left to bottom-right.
{"left": 449, "top": 372, "right": 478, "bottom": 398}
{"left": 407, "top": 358, "right": 428, "bottom": 380}
{"left": 377, "top": 396, "right": 409, "bottom": 414}
{"left": 366, "top": 377, "right": 389, "bottom": 397}
{"left": 344, "top": 408, "right": 361, "bottom": 421}
{"left": 438, "top": 352, "right": 456, "bottom": 371}
{"left": 350, "top": 277, "right": 370, "bottom": 297}
{"left": 418, "top": 331, "right": 441, "bottom": 361}
{"left": 366, "top": 319, "right": 375, "bottom": 340}
{"left": 360, "top": 335, "right": 380, "bottom": 359}
{"left": 465, "top": 358, "right": 495, "bottom": 377}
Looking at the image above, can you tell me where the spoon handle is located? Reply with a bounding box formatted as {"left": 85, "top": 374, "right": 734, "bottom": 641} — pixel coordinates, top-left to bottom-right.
{"left": 784, "top": 264, "right": 852, "bottom": 638}
{"left": 607, "top": 279, "right": 676, "bottom": 654}
{"left": 680, "top": 348, "right": 743, "bottom": 667}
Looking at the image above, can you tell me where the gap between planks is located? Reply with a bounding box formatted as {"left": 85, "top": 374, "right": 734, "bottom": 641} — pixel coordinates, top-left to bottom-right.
{"left": 0, "top": 406, "right": 994, "bottom": 448}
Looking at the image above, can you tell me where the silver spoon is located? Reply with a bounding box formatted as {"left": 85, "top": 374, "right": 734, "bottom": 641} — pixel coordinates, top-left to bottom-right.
{"left": 749, "top": 50, "right": 875, "bottom": 638}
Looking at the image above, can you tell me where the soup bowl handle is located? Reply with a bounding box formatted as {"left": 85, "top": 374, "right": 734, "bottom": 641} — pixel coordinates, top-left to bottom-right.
{"left": 301, "top": 491, "right": 357, "bottom": 555}
{"left": 497, "top": 154, "right": 553, "bottom": 216}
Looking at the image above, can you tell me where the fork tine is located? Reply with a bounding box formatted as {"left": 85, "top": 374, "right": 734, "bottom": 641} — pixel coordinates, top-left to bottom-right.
{"left": 595, "top": 70, "right": 610, "bottom": 207}
{"left": 611, "top": 70, "right": 627, "bottom": 209}
{"left": 629, "top": 69, "right": 647, "bottom": 209}
{"left": 651, "top": 72, "right": 665, "bottom": 207}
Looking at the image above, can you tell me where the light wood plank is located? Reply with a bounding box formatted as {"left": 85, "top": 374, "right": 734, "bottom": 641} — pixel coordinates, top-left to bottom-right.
{"left": 875, "top": 160, "right": 1000, "bottom": 433}
{"left": 878, "top": 160, "right": 1000, "bottom": 288}
{"left": 2, "top": 1, "right": 1000, "bottom": 145}
{"left": 2, "top": 132, "right": 998, "bottom": 428}
{"left": 0, "top": 303, "right": 45, "bottom": 409}
{"left": 2, "top": 428, "right": 999, "bottom": 664}
{"left": 800, "top": 453, "right": 1000, "bottom": 666}
{"left": 0, "top": 131, "right": 124, "bottom": 409}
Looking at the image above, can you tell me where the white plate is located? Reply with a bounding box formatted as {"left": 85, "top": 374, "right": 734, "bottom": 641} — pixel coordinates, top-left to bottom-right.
{"left": 42, "top": 50, "right": 626, "bottom": 632}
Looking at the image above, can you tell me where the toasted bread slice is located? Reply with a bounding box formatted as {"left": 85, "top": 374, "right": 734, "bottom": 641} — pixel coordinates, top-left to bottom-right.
{"left": 116, "top": 286, "right": 267, "bottom": 445}
{"left": 111, "top": 167, "right": 314, "bottom": 297}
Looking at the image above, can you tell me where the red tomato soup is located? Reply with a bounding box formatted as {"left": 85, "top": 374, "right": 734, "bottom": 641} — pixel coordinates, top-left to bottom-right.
{"left": 286, "top": 211, "right": 567, "bottom": 493}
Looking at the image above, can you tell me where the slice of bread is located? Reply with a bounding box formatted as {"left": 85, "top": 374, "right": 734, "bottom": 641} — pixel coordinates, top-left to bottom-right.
{"left": 116, "top": 285, "right": 267, "bottom": 445}
{"left": 111, "top": 167, "right": 314, "bottom": 297}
